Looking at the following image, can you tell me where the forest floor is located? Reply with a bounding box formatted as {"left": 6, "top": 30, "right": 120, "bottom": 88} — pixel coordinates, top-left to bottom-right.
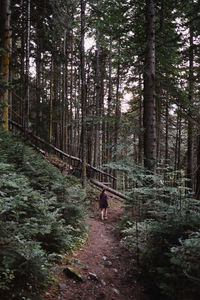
{"left": 43, "top": 192, "right": 148, "bottom": 300}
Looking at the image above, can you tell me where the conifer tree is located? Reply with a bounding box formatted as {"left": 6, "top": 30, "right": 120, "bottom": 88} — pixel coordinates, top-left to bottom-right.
{"left": 143, "top": 0, "right": 156, "bottom": 171}
{"left": 0, "top": 0, "right": 11, "bottom": 131}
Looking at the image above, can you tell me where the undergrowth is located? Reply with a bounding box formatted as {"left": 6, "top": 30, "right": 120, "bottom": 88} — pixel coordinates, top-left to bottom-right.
{"left": 109, "top": 161, "right": 200, "bottom": 300}
{"left": 0, "top": 128, "right": 88, "bottom": 300}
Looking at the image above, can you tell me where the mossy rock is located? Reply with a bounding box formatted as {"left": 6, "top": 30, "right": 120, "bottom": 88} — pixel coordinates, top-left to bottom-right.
{"left": 68, "top": 258, "right": 88, "bottom": 270}
{"left": 63, "top": 266, "right": 83, "bottom": 282}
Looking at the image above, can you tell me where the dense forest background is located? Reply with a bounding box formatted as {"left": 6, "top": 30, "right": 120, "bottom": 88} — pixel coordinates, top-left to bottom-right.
{"left": 1, "top": 0, "right": 200, "bottom": 299}
{"left": 1, "top": 0, "right": 200, "bottom": 193}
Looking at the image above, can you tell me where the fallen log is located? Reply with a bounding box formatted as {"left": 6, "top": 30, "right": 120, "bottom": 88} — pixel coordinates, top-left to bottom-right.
{"left": 9, "top": 119, "right": 116, "bottom": 182}
{"left": 90, "top": 179, "right": 132, "bottom": 201}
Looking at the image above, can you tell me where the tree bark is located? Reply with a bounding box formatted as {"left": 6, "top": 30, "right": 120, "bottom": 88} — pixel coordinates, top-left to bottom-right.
{"left": 24, "top": 0, "right": 30, "bottom": 135}
{"left": 195, "top": 134, "right": 200, "bottom": 200}
{"left": 186, "top": 26, "right": 194, "bottom": 190}
{"left": 106, "top": 38, "right": 112, "bottom": 171}
{"left": 80, "top": 0, "right": 87, "bottom": 189}
{"left": 35, "top": 20, "right": 42, "bottom": 136}
{"left": 174, "top": 113, "right": 182, "bottom": 184}
{"left": 49, "top": 61, "right": 54, "bottom": 143}
{"left": 94, "top": 11, "right": 101, "bottom": 167}
{"left": 101, "top": 50, "right": 106, "bottom": 166}
{"left": 138, "top": 73, "right": 143, "bottom": 164}
{"left": 165, "top": 101, "right": 169, "bottom": 165}
{"left": 0, "top": 0, "right": 11, "bottom": 131}
{"left": 156, "top": 78, "right": 161, "bottom": 162}
{"left": 62, "top": 29, "right": 67, "bottom": 153}
{"left": 143, "top": 0, "right": 156, "bottom": 171}
{"left": 113, "top": 52, "right": 121, "bottom": 188}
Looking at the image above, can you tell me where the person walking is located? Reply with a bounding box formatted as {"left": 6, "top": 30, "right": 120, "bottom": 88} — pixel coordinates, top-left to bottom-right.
{"left": 99, "top": 188, "right": 108, "bottom": 221}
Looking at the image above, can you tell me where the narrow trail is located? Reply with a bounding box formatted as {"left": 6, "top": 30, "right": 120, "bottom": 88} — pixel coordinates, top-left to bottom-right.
{"left": 44, "top": 194, "right": 146, "bottom": 300}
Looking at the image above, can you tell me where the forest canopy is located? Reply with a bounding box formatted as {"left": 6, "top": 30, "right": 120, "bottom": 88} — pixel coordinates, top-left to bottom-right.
{"left": 0, "top": 0, "right": 200, "bottom": 194}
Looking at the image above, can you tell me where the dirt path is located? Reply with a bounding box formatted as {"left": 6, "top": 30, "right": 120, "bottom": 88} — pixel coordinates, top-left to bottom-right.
{"left": 44, "top": 195, "right": 145, "bottom": 300}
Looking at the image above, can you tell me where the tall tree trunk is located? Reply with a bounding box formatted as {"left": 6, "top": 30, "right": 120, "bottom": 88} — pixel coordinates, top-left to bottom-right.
{"left": 62, "top": 29, "right": 67, "bottom": 152}
{"left": 80, "top": 0, "right": 87, "bottom": 189}
{"left": 195, "top": 134, "right": 200, "bottom": 200}
{"left": 186, "top": 26, "right": 194, "bottom": 190}
{"left": 49, "top": 61, "right": 53, "bottom": 143}
{"left": 94, "top": 29, "right": 101, "bottom": 167}
{"left": 8, "top": 30, "right": 12, "bottom": 122}
{"left": 53, "top": 54, "right": 59, "bottom": 148}
{"left": 174, "top": 113, "right": 182, "bottom": 183}
{"left": 0, "top": 0, "right": 11, "bottom": 131}
{"left": 156, "top": 78, "right": 161, "bottom": 162}
{"left": 35, "top": 21, "right": 42, "bottom": 136}
{"left": 106, "top": 38, "right": 112, "bottom": 171}
{"left": 20, "top": 0, "right": 25, "bottom": 127}
{"left": 165, "top": 101, "right": 169, "bottom": 165}
{"left": 24, "top": 0, "right": 30, "bottom": 134}
{"left": 69, "top": 36, "right": 74, "bottom": 155}
{"left": 113, "top": 54, "right": 121, "bottom": 189}
{"left": 138, "top": 73, "right": 143, "bottom": 164}
{"left": 143, "top": 0, "right": 156, "bottom": 171}
{"left": 101, "top": 50, "right": 106, "bottom": 166}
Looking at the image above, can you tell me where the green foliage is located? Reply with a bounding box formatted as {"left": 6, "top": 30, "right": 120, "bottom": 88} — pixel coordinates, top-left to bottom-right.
{"left": 119, "top": 163, "right": 200, "bottom": 299}
{"left": 170, "top": 231, "right": 200, "bottom": 292}
{"left": 0, "top": 129, "right": 88, "bottom": 299}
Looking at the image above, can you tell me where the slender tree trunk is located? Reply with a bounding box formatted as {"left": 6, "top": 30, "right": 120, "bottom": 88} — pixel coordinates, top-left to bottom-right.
{"left": 106, "top": 38, "right": 112, "bottom": 171}
{"left": 69, "top": 36, "right": 74, "bottom": 155}
{"left": 94, "top": 30, "right": 101, "bottom": 167}
{"left": 195, "top": 134, "right": 200, "bottom": 199}
{"left": 138, "top": 73, "right": 143, "bottom": 164}
{"left": 113, "top": 54, "right": 121, "bottom": 189}
{"left": 62, "top": 29, "right": 67, "bottom": 152}
{"left": 36, "top": 22, "right": 42, "bottom": 135}
{"left": 156, "top": 78, "right": 161, "bottom": 162}
{"left": 174, "top": 114, "right": 182, "bottom": 183}
{"left": 75, "top": 69, "right": 81, "bottom": 155}
{"left": 186, "top": 26, "right": 194, "bottom": 190}
{"left": 53, "top": 54, "right": 59, "bottom": 148}
{"left": 80, "top": 0, "right": 87, "bottom": 189}
{"left": 177, "top": 118, "right": 182, "bottom": 176}
{"left": 143, "top": 0, "right": 156, "bottom": 171}
{"left": 20, "top": 0, "right": 25, "bottom": 126}
{"left": 8, "top": 30, "right": 12, "bottom": 122}
{"left": 163, "top": 100, "right": 169, "bottom": 182}
{"left": 49, "top": 61, "right": 53, "bottom": 143}
{"left": 24, "top": 0, "right": 30, "bottom": 134}
{"left": 0, "top": 0, "right": 11, "bottom": 131}
{"left": 165, "top": 101, "right": 169, "bottom": 165}
{"left": 101, "top": 50, "right": 106, "bottom": 166}
{"left": 174, "top": 113, "right": 179, "bottom": 173}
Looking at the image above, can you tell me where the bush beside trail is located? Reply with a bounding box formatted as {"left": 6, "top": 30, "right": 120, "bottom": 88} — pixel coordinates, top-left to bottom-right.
{"left": 0, "top": 128, "right": 88, "bottom": 300}
{"left": 119, "top": 166, "right": 200, "bottom": 300}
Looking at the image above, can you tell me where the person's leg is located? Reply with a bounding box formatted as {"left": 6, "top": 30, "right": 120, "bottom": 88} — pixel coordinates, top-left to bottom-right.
{"left": 104, "top": 208, "right": 108, "bottom": 219}
{"left": 101, "top": 208, "right": 105, "bottom": 220}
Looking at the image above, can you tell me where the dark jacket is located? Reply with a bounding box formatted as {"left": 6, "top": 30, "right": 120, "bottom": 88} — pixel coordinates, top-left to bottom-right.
{"left": 99, "top": 191, "right": 108, "bottom": 209}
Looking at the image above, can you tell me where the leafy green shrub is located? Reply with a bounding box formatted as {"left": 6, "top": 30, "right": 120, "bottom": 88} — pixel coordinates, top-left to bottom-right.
{"left": 0, "top": 129, "right": 88, "bottom": 299}
{"left": 118, "top": 163, "right": 200, "bottom": 299}
{"left": 0, "top": 131, "right": 25, "bottom": 168}
{"left": 62, "top": 203, "right": 86, "bottom": 226}
{"left": 170, "top": 231, "right": 200, "bottom": 299}
{"left": 122, "top": 210, "right": 200, "bottom": 299}
{"left": 0, "top": 128, "right": 82, "bottom": 199}
{"left": 0, "top": 234, "right": 49, "bottom": 300}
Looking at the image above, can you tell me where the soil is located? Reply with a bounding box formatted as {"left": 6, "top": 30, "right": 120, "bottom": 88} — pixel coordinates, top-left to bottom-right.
{"left": 44, "top": 193, "right": 147, "bottom": 300}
